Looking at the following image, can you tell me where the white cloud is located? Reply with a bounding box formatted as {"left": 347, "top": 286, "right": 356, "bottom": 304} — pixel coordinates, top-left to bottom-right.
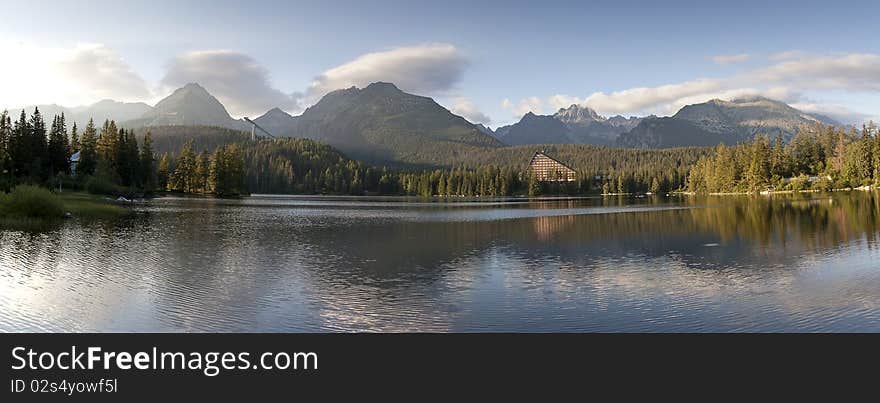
{"left": 789, "top": 101, "right": 872, "bottom": 125}
{"left": 752, "top": 53, "right": 880, "bottom": 91}
{"left": 712, "top": 53, "right": 750, "bottom": 65}
{"left": 502, "top": 52, "right": 880, "bottom": 124}
{"left": 306, "top": 43, "right": 467, "bottom": 102}
{"left": 0, "top": 41, "right": 151, "bottom": 108}
{"left": 0, "top": 42, "right": 472, "bottom": 119}
{"left": 769, "top": 50, "right": 806, "bottom": 61}
{"left": 161, "top": 50, "right": 300, "bottom": 117}
{"left": 449, "top": 97, "right": 491, "bottom": 124}
{"left": 547, "top": 95, "right": 586, "bottom": 111}
{"left": 59, "top": 44, "right": 152, "bottom": 101}
{"left": 580, "top": 78, "right": 724, "bottom": 115}
{"left": 501, "top": 97, "right": 544, "bottom": 116}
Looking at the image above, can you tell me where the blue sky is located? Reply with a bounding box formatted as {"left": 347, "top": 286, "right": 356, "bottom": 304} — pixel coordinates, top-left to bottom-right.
{"left": 2, "top": 0, "right": 879, "bottom": 125}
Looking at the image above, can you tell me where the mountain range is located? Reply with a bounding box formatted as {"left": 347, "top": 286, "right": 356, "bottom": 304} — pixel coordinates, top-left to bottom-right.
{"left": 493, "top": 96, "right": 839, "bottom": 148}
{"left": 7, "top": 100, "right": 152, "bottom": 130}
{"left": 250, "top": 82, "right": 501, "bottom": 162}
{"left": 617, "top": 96, "right": 840, "bottom": 148}
{"left": 4, "top": 82, "right": 844, "bottom": 164}
{"left": 123, "top": 83, "right": 246, "bottom": 130}
{"left": 492, "top": 105, "right": 644, "bottom": 146}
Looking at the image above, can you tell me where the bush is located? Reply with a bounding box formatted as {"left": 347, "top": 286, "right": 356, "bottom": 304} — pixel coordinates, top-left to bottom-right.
{"left": 789, "top": 175, "right": 809, "bottom": 192}
{"left": 0, "top": 185, "right": 64, "bottom": 218}
{"left": 85, "top": 175, "right": 120, "bottom": 196}
{"left": 813, "top": 176, "right": 833, "bottom": 192}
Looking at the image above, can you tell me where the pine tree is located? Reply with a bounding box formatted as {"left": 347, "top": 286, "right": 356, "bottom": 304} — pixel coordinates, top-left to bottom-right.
{"left": 650, "top": 177, "right": 661, "bottom": 194}
{"left": 744, "top": 135, "right": 770, "bottom": 192}
{"left": 170, "top": 140, "right": 196, "bottom": 192}
{"left": 0, "top": 111, "right": 10, "bottom": 175}
{"left": 528, "top": 172, "right": 541, "bottom": 196}
{"left": 195, "top": 151, "right": 210, "bottom": 193}
{"left": 140, "top": 132, "right": 156, "bottom": 193}
{"left": 78, "top": 119, "right": 98, "bottom": 176}
{"left": 96, "top": 120, "right": 119, "bottom": 169}
{"left": 69, "top": 122, "right": 79, "bottom": 154}
{"left": 769, "top": 136, "right": 789, "bottom": 183}
{"left": 873, "top": 125, "right": 880, "bottom": 186}
{"left": 208, "top": 144, "right": 244, "bottom": 196}
{"left": 15, "top": 108, "right": 48, "bottom": 179}
{"left": 47, "top": 114, "right": 70, "bottom": 176}
{"left": 157, "top": 153, "right": 171, "bottom": 191}
{"left": 115, "top": 129, "right": 140, "bottom": 188}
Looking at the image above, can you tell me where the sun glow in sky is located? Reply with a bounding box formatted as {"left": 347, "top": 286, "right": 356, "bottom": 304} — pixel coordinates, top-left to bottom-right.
{"left": 1, "top": 0, "right": 880, "bottom": 125}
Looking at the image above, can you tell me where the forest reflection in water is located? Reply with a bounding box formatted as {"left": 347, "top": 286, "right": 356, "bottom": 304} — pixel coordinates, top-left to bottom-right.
{"left": 1, "top": 191, "right": 878, "bottom": 332}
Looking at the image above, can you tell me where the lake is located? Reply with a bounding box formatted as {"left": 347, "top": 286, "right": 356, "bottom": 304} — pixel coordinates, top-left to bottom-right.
{"left": 2, "top": 192, "right": 879, "bottom": 332}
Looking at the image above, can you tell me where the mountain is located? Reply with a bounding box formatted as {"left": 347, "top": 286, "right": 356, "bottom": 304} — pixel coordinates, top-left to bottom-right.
{"left": 495, "top": 104, "right": 640, "bottom": 146}
{"left": 498, "top": 112, "right": 577, "bottom": 144}
{"left": 616, "top": 117, "right": 734, "bottom": 148}
{"left": 617, "top": 96, "right": 840, "bottom": 148}
{"left": 124, "top": 83, "right": 245, "bottom": 130}
{"left": 475, "top": 123, "right": 494, "bottom": 136}
{"left": 606, "top": 115, "right": 645, "bottom": 132}
{"left": 5, "top": 104, "right": 70, "bottom": 123}
{"left": 253, "top": 107, "right": 297, "bottom": 136}
{"left": 274, "top": 82, "right": 501, "bottom": 163}
{"left": 6, "top": 100, "right": 152, "bottom": 129}
{"left": 74, "top": 99, "right": 153, "bottom": 124}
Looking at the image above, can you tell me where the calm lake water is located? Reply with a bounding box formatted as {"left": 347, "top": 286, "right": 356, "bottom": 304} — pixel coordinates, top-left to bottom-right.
{"left": 2, "top": 192, "right": 880, "bottom": 332}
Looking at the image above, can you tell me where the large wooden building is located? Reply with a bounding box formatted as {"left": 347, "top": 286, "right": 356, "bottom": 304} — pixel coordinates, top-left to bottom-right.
{"left": 528, "top": 151, "right": 577, "bottom": 182}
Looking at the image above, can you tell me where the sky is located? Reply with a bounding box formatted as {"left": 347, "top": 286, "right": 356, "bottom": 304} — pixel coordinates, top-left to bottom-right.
{"left": 1, "top": 0, "right": 880, "bottom": 126}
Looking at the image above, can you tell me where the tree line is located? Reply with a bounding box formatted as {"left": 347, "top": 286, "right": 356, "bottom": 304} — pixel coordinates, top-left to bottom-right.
{"left": 142, "top": 129, "right": 708, "bottom": 196}
{"left": 13, "top": 107, "right": 876, "bottom": 199}
{"left": 0, "top": 108, "right": 245, "bottom": 197}
{"left": 687, "top": 123, "right": 880, "bottom": 193}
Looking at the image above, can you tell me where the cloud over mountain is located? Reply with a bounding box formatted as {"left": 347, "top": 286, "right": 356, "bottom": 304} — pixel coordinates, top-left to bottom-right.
{"left": 305, "top": 44, "right": 468, "bottom": 102}
{"left": 449, "top": 97, "right": 491, "bottom": 124}
{"left": 161, "top": 50, "right": 300, "bottom": 117}
{"left": 501, "top": 97, "right": 545, "bottom": 116}
{"left": 502, "top": 52, "right": 880, "bottom": 124}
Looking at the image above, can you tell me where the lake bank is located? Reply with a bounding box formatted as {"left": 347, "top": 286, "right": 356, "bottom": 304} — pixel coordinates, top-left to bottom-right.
{"left": 664, "top": 185, "right": 879, "bottom": 197}
{"left": 0, "top": 187, "right": 129, "bottom": 229}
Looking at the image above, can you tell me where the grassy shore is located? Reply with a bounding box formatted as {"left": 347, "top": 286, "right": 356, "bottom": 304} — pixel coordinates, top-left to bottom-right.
{"left": 56, "top": 192, "right": 129, "bottom": 219}
{"left": 0, "top": 186, "right": 129, "bottom": 230}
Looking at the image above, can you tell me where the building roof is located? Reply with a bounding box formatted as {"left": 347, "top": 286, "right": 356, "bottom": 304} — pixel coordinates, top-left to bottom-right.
{"left": 529, "top": 151, "right": 576, "bottom": 172}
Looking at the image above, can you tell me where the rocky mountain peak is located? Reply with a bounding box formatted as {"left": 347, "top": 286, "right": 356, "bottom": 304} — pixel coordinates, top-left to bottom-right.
{"left": 554, "top": 104, "right": 604, "bottom": 123}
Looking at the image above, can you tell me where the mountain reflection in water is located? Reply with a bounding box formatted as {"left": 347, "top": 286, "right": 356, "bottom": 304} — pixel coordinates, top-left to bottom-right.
{"left": 1, "top": 192, "right": 879, "bottom": 332}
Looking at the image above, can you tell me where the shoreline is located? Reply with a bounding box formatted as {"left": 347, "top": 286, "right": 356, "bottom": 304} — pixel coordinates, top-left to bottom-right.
{"left": 670, "top": 185, "right": 878, "bottom": 197}
{"left": 0, "top": 190, "right": 130, "bottom": 230}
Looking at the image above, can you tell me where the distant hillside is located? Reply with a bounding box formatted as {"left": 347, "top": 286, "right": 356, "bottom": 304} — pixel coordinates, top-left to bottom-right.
{"left": 618, "top": 96, "right": 840, "bottom": 148}
{"left": 75, "top": 100, "right": 153, "bottom": 125}
{"left": 495, "top": 105, "right": 640, "bottom": 146}
{"left": 616, "top": 117, "right": 734, "bottom": 148}
{"left": 124, "top": 83, "right": 246, "bottom": 130}
{"left": 253, "top": 107, "right": 296, "bottom": 137}
{"left": 7, "top": 100, "right": 152, "bottom": 129}
{"left": 133, "top": 125, "right": 250, "bottom": 156}
{"left": 262, "top": 82, "right": 502, "bottom": 164}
